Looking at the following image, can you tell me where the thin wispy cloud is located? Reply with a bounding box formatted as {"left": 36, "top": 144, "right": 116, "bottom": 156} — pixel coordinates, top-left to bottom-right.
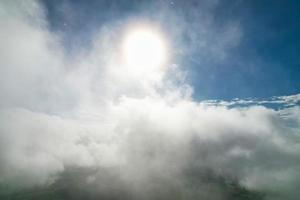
{"left": 0, "top": 1, "right": 299, "bottom": 200}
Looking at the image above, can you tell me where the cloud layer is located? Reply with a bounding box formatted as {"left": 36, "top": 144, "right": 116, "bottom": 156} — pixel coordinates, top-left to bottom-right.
{"left": 0, "top": 1, "right": 300, "bottom": 200}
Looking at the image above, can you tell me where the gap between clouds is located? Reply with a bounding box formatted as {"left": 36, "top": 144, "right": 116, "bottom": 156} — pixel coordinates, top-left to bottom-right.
{"left": 0, "top": 1, "right": 300, "bottom": 200}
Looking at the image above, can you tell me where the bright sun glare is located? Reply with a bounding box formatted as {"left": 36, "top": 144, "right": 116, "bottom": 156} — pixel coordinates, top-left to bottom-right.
{"left": 122, "top": 26, "right": 168, "bottom": 72}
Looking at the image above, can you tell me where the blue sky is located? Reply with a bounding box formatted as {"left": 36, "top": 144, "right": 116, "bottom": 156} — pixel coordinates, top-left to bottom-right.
{"left": 1, "top": 1, "right": 300, "bottom": 199}
{"left": 42, "top": 0, "right": 300, "bottom": 100}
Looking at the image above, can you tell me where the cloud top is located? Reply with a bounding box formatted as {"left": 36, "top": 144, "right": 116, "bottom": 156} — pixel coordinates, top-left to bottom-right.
{"left": 0, "top": 1, "right": 300, "bottom": 200}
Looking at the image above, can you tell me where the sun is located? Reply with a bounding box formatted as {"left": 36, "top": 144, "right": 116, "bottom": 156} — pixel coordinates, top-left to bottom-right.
{"left": 121, "top": 26, "right": 168, "bottom": 72}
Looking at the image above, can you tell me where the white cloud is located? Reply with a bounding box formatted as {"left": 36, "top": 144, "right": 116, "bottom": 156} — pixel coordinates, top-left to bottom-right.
{"left": 0, "top": 1, "right": 300, "bottom": 199}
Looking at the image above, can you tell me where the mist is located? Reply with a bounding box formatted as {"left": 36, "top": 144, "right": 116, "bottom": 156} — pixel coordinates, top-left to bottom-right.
{"left": 0, "top": 1, "right": 300, "bottom": 200}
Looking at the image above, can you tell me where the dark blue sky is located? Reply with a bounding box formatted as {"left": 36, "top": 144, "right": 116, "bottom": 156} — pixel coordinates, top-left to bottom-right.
{"left": 208, "top": 0, "right": 300, "bottom": 100}
{"left": 42, "top": 0, "right": 300, "bottom": 100}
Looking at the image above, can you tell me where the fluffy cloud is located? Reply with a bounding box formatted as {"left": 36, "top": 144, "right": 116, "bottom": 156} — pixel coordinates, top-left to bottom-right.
{"left": 0, "top": 1, "right": 300, "bottom": 200}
